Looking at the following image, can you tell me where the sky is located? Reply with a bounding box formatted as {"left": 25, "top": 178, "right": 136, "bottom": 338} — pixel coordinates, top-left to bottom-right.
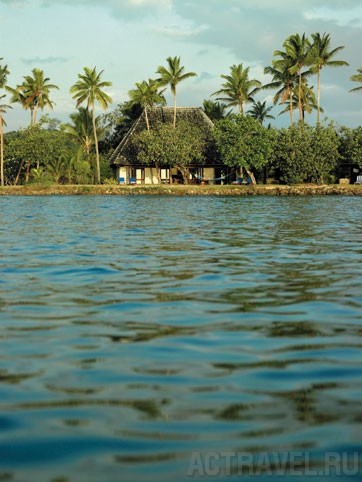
{"left": 0, "top": 0, "right": 362, "bottom": 131}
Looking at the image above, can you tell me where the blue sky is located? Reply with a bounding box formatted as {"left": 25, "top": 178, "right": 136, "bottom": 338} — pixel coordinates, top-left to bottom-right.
{"left": 1, "top": 0, "right": 361, "bottom": 131}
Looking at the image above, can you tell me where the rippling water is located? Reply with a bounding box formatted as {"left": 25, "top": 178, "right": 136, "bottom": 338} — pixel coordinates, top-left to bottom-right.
{"left": 0, "top": 195, "right": 361, "bottom": 481}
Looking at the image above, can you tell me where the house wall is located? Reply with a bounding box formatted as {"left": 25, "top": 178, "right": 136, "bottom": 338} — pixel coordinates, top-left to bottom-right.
{"left": 116, "top": 166, "right": 161, "bottom": 184}
{"left": 115, "top": 166, "right": 218, "bottom": 184}
{"left": 144, "top": 168, "right": 159, "bottom": 184}
{"left": 203, "top": 167, "right": 215, "bottom": 182}
{"left": 117, "top": 167, "right": 128, "bottom": 183}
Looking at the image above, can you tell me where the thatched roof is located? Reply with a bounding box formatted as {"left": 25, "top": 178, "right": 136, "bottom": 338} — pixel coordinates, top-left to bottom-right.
{"left": 109, "top": 107, "right": 215, "bottom": 167}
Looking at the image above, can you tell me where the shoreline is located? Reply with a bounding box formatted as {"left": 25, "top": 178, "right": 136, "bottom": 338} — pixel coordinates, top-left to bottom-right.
{"left": 1, "top": 184, "right": 362, "bottom": 196}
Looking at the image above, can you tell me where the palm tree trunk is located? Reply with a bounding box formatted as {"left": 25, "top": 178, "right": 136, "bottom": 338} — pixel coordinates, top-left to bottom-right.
{"left": 0, "top": 116, "right": 4, "bottom": 187}
{"left": 298, "top": 68, "right": 303, "bottom": 122}
{"left": 244, "top": 167, "right": 256, "bottom": 185}
{"left": 239, "top": 100, "right": 244, "bottom": 115}
{"left": 14, "top": 159, "right": 24, "bottom": 185}
{"left": 317, "top": 66, "right": 321, "bottom": 124}
{"left": 173, "top": 93, "right": 177, "bottom": 128}
{"left": 91, "top": 104, "right": 101, "bottom": 184}
{"left": 25, "top": 160, "right": 30, "bottom": 183}
{"left": 144, "top": 105, "right": 150, "bottom": 131}
{"left": 289, "top": 90, "right": 294, "bottom": 125}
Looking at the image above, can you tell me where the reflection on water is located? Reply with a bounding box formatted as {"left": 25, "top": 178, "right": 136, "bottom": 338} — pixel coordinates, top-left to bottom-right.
{"left": 0, "top": 196, "right": 361, "bottom": 481}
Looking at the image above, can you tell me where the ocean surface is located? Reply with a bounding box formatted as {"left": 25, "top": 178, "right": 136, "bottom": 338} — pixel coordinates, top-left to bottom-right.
{"left": 0, "top": 195, "right": 361, "bottom": 482}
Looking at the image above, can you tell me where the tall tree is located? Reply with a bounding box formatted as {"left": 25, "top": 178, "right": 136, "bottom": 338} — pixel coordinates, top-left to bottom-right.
{"left": 350, "top": 67, "right": 362, "bottom": 93}
{"left": 279, "top": 81, "right": 321, "bottom": 121}
{"left": 70, "top": 67, "right": 112, "bottom": 184}
{"left": 156, "top": 56, "right": 197, "bottom": 128}
{"left": 7, "top": 68, "right": 59, "bottom": 125}
{"left": 213, "top": 63, "right": 261, "bottom": 114}
{"left": 275, "top": 33, "right": 312, "bottom": 122}
{"left": 264, "top": 58, "right": 298, "bottom": 125}
{"left": 214, "top": 114, "right": 275, "bottom": 184}
{"left": 0, "top": 59, "right": 10, "bottom": 187}
{"left": 247, "top": 100, "right": 275, "bottom": 124}
{"left": 128, "top": 79, "right": 165, "bottom": 131}
{"left": 309, "top": 33, "right": 349, "bottom": 123}
{"left": 63, "top": 107, "right": 100, "bottom": 158}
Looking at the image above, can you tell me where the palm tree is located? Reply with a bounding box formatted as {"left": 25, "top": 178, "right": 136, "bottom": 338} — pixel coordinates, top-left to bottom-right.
{"left": 63, "top": 107, "right": 100, "bottom": 158}
{"left": 6, "top": 86, "right": 31, "bottom": 124}
{"left": 0, "top": 59, "right": 8, "bottom": 88}
{"left": 128, "top": 78, "right": 166, "bottom": 130}
{"left": 247, "top": 100, "right": 275, "bottom": 124}
{"left": 7, "top": 68, "right": 58, "bottom": 125}
{"left": 309, "top": 32, "right": 349, "bottom": 123}
{"left": 264, "top": 60, "right": 298, "bottom": 125}
{"left": 0, "top": 59, "right": 10, "bottom": 187}
{"left": 275, "top": 33, "right": 312, "bottom": 122}
{"left": 213, "top": 63, "right": 261, "bottom": 114}
{"left": 70, "top": 67, "right": 112, "bottom": 184}
{"left": 156, "top": 56, "right": 197, "bottom": 128}
{"left": 279, "top": 81, "right": 321, "bottom": 121}
{"left": 202, "top": 99, "right": 232, "bottom": 120}
{"left": 350, "top": 67, "right": 362, "bottom": 93}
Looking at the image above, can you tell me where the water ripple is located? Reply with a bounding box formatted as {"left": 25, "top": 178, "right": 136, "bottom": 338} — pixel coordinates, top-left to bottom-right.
{"left": 0, "top": 196, "right": 361, "bottom": 481}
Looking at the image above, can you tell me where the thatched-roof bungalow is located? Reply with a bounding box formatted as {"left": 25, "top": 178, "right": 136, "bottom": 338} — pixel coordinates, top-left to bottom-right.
{"left": 109, "top": 107, "right": 237, "bottom": 185}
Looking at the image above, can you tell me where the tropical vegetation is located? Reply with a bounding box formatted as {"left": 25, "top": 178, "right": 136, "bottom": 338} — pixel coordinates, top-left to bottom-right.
{"left": 156, "top": 56, "right": 197, "bottom": 128}
{"left": 0, "top": 32, "right": 360, "bottom": 187}
{"left": 70, "top": 66, "right": 112, "bottom": 184}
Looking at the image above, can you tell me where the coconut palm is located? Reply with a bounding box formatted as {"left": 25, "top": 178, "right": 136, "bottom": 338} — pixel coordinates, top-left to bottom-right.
{"left": 70, "top": 67, "right": 112, "bottom": 184}
{"left": 350, "top": 67, "right": 362, "bottom": 93}
{"left": 213, "top": 63, "right": 261, "bottom": 114}
{"left": 275, "top": 33, "right": 312, "bottom": 122}
{"left": 247, "top": 100, "right": 275, "bottom": 124}
{"left": 156, "top": 56, "right": 197, "bottom": 128}
{"left": 128, "top": 78, "right": 166, "bottom": 130}
{"left": 63, "top": 107, "right": 101, "bottom": 158}
{"left": 309, "top": 32, "right": 349, "bottom": 123}
{"left": 6, "top": 86, "right": 31, "bottom": 124}
{"left": 264, "top": 60, "right": 298, "bottom": 125}
{"left": 7, "top": 68, "right": 58, "bottom": 125}
{"left": 0, "top": 59, "right": 9, "bottom": 88}
{"left": 202, "top": 99, "right": 232, "bottom": 120}
{"left": 279, "top": 81, "right": 321, "bottom": 121}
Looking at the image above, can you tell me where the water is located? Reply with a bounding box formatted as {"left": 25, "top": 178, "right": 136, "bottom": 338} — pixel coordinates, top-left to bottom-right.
{"left": 0, "top": 195, "right": 361, "bottom": 482}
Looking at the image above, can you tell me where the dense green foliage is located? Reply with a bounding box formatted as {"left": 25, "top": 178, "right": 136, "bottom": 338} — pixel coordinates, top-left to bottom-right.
{"left": 338, "top": 126, "right": 362, "bottom": 169}
{"left": 275, "top": 123, "right": 340, "bottom": 184}
{"left": 214, "top": 115, "right": 276, "bottom": 174}
{"left": 3, "top": 125, "right": 111, "bottom": 185}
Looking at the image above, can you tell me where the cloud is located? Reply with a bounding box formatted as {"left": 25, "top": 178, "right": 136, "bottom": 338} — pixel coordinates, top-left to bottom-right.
{"left": 195, "top": 71, "right": 213, "bottom": 82}
{"left": 305, "top": 5, "right": 362, "bottom": 28}
{"left": 1, "top": 0, "right": 173, "bottom": 17}
{"left": 152, "top": 24, "right": 208, "bottom": 38}
{"left": 0, "top": 0, "right": 28, "bottom": 6}
{"left": 20, "top": 56, "right": 69, "bottom": 66}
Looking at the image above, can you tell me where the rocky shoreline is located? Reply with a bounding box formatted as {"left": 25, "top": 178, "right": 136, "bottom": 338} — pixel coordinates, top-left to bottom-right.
{"left": 1, "top": 184, "right": 362, "bottom": 196}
